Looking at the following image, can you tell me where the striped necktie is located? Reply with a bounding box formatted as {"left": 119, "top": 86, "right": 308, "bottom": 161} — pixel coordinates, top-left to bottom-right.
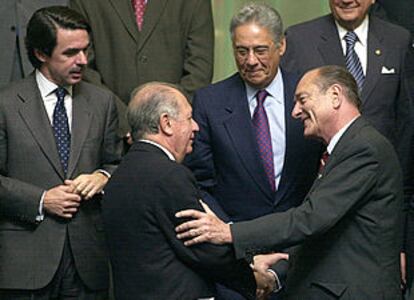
{"left": 344, "top": 31, "right": 365, "bottom": 90}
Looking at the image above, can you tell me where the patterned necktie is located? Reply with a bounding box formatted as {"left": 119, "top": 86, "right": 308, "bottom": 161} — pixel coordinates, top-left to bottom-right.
{"left": 318, "top": 150, "right": 330, "bottom": 177}
{"left": 53, "top": 87, "right": 71, "bottom": 176}
{"left": 253, "top": 90, "right": 276, "bottom": 191}
{"left": 132, "top": 0, "right": 146, "bottom": 31}
{"left": 344, "top": 31, "right": 365, "bottom": 90}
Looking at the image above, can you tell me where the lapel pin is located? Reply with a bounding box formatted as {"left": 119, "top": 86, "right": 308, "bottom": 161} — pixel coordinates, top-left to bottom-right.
{"left": 375, "top": 49, "right": 381, "bottom": 56}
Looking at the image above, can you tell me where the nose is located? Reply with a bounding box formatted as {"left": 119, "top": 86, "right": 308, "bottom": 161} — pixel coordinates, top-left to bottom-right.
{"left": 291, "top": 102, "right": 302, "bottom": 119}
{"left": 77, "top": 50, "right": 88, "bottom": 65}
{"left": 246, "top": 50, "right": 259, "bottom": 66}
{"left": 192, "top": 118, "right": 199, "bottom": 132}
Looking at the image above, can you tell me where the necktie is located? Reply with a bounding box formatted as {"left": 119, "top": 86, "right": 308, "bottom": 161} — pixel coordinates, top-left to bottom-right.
{"left": 253, "top": 90, "right": 276, "bottom": 191}
{"left": 132, "top": 0, "right": 146, "bottom": 31}
{"left": 53, "top": 87, "right": 71, "bottom": 176}
{"left": 318, "top": 150, "right": 330, "bottom": 177}
{"left": 344, "top": 31, "right": 365, "bottom": 89}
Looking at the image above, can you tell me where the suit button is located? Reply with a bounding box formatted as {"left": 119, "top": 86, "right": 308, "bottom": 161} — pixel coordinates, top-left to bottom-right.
{"left": 139, "top": 55, "right": 148, "bottom": 63}
{"left": 10, "top": 26, "right": 16, "bottom": 32}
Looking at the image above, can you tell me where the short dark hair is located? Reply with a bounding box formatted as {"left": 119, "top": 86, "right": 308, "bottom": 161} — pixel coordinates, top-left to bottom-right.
{"left": 25, "top": 6, "right": 91, "bottom": 69}
{"left": 314, "top": 65, "right": 362, "bottom": 110}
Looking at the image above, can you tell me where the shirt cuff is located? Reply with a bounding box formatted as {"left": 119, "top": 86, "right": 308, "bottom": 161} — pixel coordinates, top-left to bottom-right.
{"left": 36, "top": 191, "right": 46, "bottom": 222}
{"left": 96, "top": 169, "right": 111, "bottom": 178}
{"left": 267, "top": 268, "right": 282, "bottom": 293}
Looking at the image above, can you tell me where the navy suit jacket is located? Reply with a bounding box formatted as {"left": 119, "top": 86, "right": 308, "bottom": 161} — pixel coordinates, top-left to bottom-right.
{"left": 185, "top": 71, "right": 321, "bottom": 222}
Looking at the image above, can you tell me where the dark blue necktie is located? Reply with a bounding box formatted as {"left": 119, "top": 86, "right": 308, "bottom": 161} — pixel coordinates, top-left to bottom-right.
{"left": 53, "top": 87, "right": 70, "bottom": 175}
{"left": 252, "top": 90, "right": 276, "bottom": 191}
{"left": 344, "top": 31, "right": 365, "bottom": 90}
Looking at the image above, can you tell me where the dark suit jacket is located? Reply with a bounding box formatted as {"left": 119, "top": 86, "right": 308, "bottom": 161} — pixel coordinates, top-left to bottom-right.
{"left": 69, "top": 0, "right": 214, "bottom": 104}
{"left": 0, "top": 0, "right": 68, "bottom": 88}
{"left": 102, "top": 142, "right": 255, "bottom": 300}
{"left": 281, "top": 14, "right": 413, "bottom": 179}
{"left": 185, "top": 71, "right": 321, "bottom": 222}
{"left": 231, "top": 117, "right": 403, "bottom": 299}
{"left": 0, "top": 74, "right": 121, "bottom": 290}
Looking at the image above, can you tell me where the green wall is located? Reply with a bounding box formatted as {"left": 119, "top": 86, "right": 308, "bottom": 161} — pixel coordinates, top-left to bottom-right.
{"left": 212, "top": 0, "right": 330, "bottom": 82}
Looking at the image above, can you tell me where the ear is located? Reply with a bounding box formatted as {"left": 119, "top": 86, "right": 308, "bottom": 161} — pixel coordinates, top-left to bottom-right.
{"left": 34, "top": 49, "right": 48, "bottom": 63}
{"left": 159, "top": 113, "right": 173, "bottom": 136}
{"left": 330, "top": 84, "right": 343, "bottom": 109}
{"left": 278, "top": 37, "right": 286, "bottom": 56}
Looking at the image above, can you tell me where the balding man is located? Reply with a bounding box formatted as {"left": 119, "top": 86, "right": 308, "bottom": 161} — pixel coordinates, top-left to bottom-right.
{"left": 102, "top": 82, "right": 260, "bottom": 300}
{"left": 176, "top": 66, "right": 404, "bottom": 299}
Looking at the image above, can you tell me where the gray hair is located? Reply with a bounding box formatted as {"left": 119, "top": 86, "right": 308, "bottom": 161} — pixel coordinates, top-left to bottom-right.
{"left": 127, "top": 82, "right": 186, "bottom": 140}
{"left": 230, "top": 2, "right": 284, "bottom": 45}
{"left": 313, "top": 65, "right": 362, "bottom": 110}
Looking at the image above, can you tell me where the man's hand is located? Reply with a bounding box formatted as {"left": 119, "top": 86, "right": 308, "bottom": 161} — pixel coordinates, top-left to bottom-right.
{"left": 253, "top": 253, "right": 289, "bottom": 274}
{"left": 401, "top": 252, "right": 407, "bottom": 291}
{"left": 65, "top": 172, "right": 108, "bottom": 200}
{"left": 254, "top": 269, "right": 275, "bottom": 300}
{"left": 43, "top": 185, "right": 82, "bottom": 218}
{"left": 175, "top": 200, "right": 232, "bottom": 246}
{"left": 253, "top": 253, "right": 289, "bottom": 299}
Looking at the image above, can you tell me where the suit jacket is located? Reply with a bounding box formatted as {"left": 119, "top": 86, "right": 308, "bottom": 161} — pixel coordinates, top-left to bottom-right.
{"left": 231, "top": 117, "right": 404, "bottom": 299}
{"left": 281, "top": 14, "right": 413, "bottom": 178}
{"left": 0, "top": 0, "right": 68, "bottom": 88}
{"left": 102, "top": 142, "right": 255, "bottom": 300}
{"left": 0, "top": 74, "right": 121, "bottom": 290}
{"left": 185, "top": 71, "right": 321, "bottom": 222}
{"left": 69, "top": 0, "right": 214, "bottom": 104}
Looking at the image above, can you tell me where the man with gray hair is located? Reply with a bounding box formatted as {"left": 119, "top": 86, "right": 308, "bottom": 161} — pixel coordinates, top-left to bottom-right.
{"left": 102, "top": 82, "right": 261, "bottom": 300}
{"left": 184, "top": 3, "right": 321, "bottom": 299}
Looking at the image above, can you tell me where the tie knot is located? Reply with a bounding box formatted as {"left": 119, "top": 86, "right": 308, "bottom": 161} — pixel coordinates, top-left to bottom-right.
{"left": 55, "top": 87, "right": 66, "bottom": 102}
{"left": 344, "top": 31, "right": 358, "bottom": 47}
{"left": 256, "top": 90, "right": 268, "bottom": 106}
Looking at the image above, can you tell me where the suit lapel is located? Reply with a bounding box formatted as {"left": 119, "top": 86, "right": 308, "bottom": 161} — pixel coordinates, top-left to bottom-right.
{"left": 108, "top": 0, "right": 140, "bottom": 43}
{"left": 137, "top": 0, "right": 168, "bottom": 53}
{"left": 67, "top": 86, "right": 92, "bottom": 178}
{"left": 223, "top": 76, "right": 274, "bottom": 203}
{"left": 17, "top": 75, "right": 65, "bottom": 179}
{"left": 361, "top": 17, "right": 384, "bottom": 103}
{"left": 318, "top": 16, "right": 346, "bottom": 67}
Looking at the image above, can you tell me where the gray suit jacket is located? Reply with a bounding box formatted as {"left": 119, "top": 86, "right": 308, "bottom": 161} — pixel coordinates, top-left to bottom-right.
{"left": 281, "top": 14, "right": 413, "bottom": 178}
{"left": 0, "top": 74, "right": 121, "bottom": 290}
{"left": 231, "top": 117, "right": 403, "bottom": 299}
{"left": 70, "top": 0, "right": 214, "bottom": 104}
{"left": 0, "top": 0, "right": 68, "bottom": 88}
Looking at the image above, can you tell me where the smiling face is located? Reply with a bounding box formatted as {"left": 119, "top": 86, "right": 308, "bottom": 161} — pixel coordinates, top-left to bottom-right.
{"left": 36, "top": 27, "right": 89, "bottom": 86}
{"left": 292, "top": 71, "right": 334, "bottom": 143}
{"left": 329, "top": 0, "right": 375, "bottom": 30}
{"left": 232, "top": 23, "right": 285, "bottom": 89}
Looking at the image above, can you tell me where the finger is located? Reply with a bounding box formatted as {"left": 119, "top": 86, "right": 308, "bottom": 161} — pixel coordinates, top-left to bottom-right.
{"left": 176, "top": 227, "right": 202, "bottom": 239}
{"left": 175, "top": 219, "right": 203, "bottom": 233}
{"left": 199, "top": 199, "right": 217, "bottom": 217}
{"left": 175, "top": 209, "right": 206, "bottom": 219}
{"left": 183, "top": 235, "right": 206, "bottom": 246}
{"left": 85, "top": 185, "right": 100, "bottom": 200}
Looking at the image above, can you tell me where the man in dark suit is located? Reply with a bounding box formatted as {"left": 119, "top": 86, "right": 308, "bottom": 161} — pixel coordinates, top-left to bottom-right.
{"left": 176, "top": 65, "right": 404, "bottom": 299}
{"left": 102, "top": 82, "right": 261, "bottom": 300}
{"left": 69, "top": 0, "right": 214, "bottom": 105}
{"left": 0, "top": 6, "right": 121, "bottom": 299}
{"left": 281, "top": 0, "right": 413, "bottom": 188}
{"left": 1, "top": 0, "right": 68, "bottom": 88}
{"left": 184, "top": 3, "right": 321, "bottom": 298}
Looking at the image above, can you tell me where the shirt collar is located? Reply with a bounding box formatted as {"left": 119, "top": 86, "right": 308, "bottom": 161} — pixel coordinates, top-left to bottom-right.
{"left": 139, "top": 139, "right": 176, "bottom": 161}
{"left": 245, "top": 68, "right": 284, "bottom": 105}
{"left": 327, "top": 116, "right": 359, "bottom": 154}
{"left": 35, "top": 69, "right": 73, "bottom": 99}
{"left": 336, "top": 15, "right": 369, "bottom": 47}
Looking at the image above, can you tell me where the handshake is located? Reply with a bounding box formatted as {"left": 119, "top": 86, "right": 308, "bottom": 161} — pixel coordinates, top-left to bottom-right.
{"left": 252, "top": 252, "right": 289, "bottom": 300}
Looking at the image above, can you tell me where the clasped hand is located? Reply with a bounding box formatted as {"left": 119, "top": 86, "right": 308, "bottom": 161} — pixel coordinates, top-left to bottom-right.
{"left": 43, "top": 172, "right": 108, "bottom": 218}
